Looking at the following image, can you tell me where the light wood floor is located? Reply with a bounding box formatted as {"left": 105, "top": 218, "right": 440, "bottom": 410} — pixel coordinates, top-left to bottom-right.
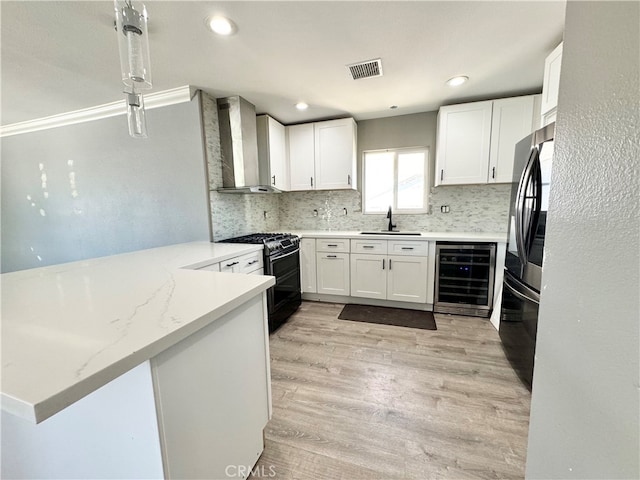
{"left": 253, "top": 301, "right": 531, "bottom": 479}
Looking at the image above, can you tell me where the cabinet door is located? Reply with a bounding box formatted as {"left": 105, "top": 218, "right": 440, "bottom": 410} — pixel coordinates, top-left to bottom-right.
{"left": 287, "top": 123, "right": 315, "bottom": 190}
{"left": 300, "top": 238, "right": 317, "bottom": 293}
{"left": 488, "top": 96, "right": 536, "bottom": 183}
{"left": 541, "top": 42, "right": 563, "bottom": 118}
{"left": 350, "top": 254, "right": 387, "bottom": 300}
{"left": 269, "top": 117, "right": 288, "bottom": 191}
{"left": 314, "top": 118, "right": 356, "bottom": 190}
{"left": 435, "top": 101, "right": 493, "bottom": 186}
{"left": 316, "top": 252, "right": 350, "bottom": 296}
{"left": 387, "top": 255, "right": 428, "bottom": 303}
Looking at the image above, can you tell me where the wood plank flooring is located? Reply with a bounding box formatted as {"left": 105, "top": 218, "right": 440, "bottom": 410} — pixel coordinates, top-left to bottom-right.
{"left": 252, "top": 301, "right": 531, "bottom": 479}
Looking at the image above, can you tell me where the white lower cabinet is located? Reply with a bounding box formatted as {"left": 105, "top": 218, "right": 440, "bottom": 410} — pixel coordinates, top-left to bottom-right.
{"left": 350, "top": 254, "right": 428, "bottom": 303}
{"left": 303, "top": 237, "right": 431, "bottom": 305}
{"left": 386, "top": 255, "right": 428, "bottom": 303}
{"left": 300, "top": 238, "right": 317, "bottom": 293}
{"left": 316, "top": 252, "right": 350, "bottom": 296}
{"left": 220, "top": 250, "right": 263, "bottom": 274}
{"left": 350, "top": 240, "right": 429, "bottom": 304}
{"left": 350, "top": 254, "right": 387, "bottom": 299}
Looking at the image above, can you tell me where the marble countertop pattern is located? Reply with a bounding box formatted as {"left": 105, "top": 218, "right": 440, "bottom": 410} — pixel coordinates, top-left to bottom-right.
{"left": 1, "top": 242, "right": 274, "bottom": 424}
{"left": 292, "top": 230, "right": 508, "bottom": 243}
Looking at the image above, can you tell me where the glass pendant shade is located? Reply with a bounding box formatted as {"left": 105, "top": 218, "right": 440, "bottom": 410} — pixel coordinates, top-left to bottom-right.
{"left": 126, "top": 91, "right": 148, "bottom": 137}
{"left": 115, "top": 0, "right": 152, "bottom": 90}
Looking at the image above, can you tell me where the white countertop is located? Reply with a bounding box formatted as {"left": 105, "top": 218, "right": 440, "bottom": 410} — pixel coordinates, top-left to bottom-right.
{"left": 1, "top": 242, "right": 275, "bottom": 424}
{"left": 292, "top": 230, "right": 507, "bottom": 243}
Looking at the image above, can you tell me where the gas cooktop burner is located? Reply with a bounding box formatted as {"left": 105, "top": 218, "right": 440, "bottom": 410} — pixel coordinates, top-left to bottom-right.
{"left": 220, "top": 233, "right": 300, "bottom": 256}
{"left": 222, "top": 233, "right": 294, "bottom": 244}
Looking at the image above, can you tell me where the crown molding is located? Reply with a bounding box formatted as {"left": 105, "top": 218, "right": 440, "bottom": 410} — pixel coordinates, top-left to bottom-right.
{"left": 0, "top": 85, "right": 196, "bottom": 138}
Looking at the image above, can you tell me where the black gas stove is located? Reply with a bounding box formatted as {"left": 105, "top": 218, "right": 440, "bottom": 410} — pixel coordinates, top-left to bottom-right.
{"left": 221, "top": 233, "right": 300, "bottom": 258}
{"left": 221, "top": 233, "right": 301, "bottom": 331}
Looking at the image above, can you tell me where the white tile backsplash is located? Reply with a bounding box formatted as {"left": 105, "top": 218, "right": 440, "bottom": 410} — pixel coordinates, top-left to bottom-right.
{"left": 277, "top": 185, "right": 510, "bottom": 233}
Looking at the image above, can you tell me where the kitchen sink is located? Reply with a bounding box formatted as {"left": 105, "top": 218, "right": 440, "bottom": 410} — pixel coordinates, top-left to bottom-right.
{"left": 360, "top": 231, "right": 422, "bottom": 236}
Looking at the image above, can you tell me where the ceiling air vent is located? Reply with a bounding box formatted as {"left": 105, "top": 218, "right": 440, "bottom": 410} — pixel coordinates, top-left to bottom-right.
{"left": 346, "top": 58, "right": 383, "bottom": 80}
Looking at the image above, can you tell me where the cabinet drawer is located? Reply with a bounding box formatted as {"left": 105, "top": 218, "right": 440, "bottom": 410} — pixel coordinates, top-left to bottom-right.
{"left": 220, "top": 251, "right": 264, "bottom": 273}
{"left": 388, "top": 240, "right": 428, "bottom": 256}
{"left": 220, "top": 257, "right": 240, "bottom": 273}
{"left": 237, "top": 251, "right": 264, "bottom": 274}
{"left": 316, "top": 238, "right": 350, "bottom": 253}
{"left": 350, "top": 239, "right": 387, "bottom": 254}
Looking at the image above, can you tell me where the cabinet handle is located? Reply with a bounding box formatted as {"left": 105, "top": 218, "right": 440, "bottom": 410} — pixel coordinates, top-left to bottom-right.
{"left": 382, "top": 259, "right": 385, "bottom": 270}
{"left": 272, "top": 175, "right": 276, "bottom": 185}
{"left": 347, "top": 174, "right": 351, "bottom": 185}
{"left": 247, "top": 260, "right": 258, "bottom": 265}
{"left": 226, "top": 261, "right": 239, "bottom": 267}
{"left": 311, "top": 177, "right": 314, "bottom": 187}
{"left": 363, "top": 245, "right": 374, "bottom": 249}
{"left": 389, "top": 259, "right": 392, "bottom": 270}
{"left": 327, "top": 244, "right": 338, "bottom": 247}
{"left": 440, "top": 169, "right": 444, "bottom": 181}
{"left": 327, "top": 255, "right": 337, "bottom": 258}
{"left": 491, "top": 167, "right": 495, "bottom": 179}
{"left": 401, "top": 247, "right": 414, "bottom": 250}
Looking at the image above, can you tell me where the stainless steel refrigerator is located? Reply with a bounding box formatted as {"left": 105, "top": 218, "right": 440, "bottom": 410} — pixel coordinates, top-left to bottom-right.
{"left": 499, "top": 122, "right": 554, "bottom": 391}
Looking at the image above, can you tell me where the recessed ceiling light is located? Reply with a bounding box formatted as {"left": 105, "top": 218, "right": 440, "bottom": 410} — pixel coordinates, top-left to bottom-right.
{"left": 295, "top": 102, "right": 308, "bottom": 111}
{"left": 205, "top": 16, "right": 237, "bottom": 36}
{"left": 446, "top": 76, "right": 469, "bottom": 87}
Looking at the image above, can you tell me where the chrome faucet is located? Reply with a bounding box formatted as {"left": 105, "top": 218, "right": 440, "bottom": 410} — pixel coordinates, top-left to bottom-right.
{"left": 386, "top": 206, "right": 397, "bottom": 232}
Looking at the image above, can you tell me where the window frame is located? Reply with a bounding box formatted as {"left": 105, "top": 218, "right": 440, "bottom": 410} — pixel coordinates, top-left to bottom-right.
{"left": 362, "top": 146, "right": 430, "bottom": 215}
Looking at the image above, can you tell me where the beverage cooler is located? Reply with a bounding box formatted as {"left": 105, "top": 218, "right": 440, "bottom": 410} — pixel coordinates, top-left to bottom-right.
{"left": 434, "top": 242, "right": 496, "bottom": 317}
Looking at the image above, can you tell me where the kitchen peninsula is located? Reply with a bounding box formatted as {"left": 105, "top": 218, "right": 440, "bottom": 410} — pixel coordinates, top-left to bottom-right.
{"left": 1, "top": 242, "right": 275, "bottom": 479}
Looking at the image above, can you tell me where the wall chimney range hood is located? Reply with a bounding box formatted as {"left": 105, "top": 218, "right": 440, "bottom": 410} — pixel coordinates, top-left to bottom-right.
{"left": 216, "top": 96, "right": 280, "bottom": 193}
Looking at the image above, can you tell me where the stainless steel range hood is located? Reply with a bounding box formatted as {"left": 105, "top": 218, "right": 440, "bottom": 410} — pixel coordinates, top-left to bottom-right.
{"left": 216, "top": 96, "right": 280, "bottom": 193}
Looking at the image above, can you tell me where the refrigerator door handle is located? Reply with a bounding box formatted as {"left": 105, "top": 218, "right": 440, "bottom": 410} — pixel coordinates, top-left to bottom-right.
{"left": 504, "top": 268, "right": 540, "bottom": 304}
{"left": 515, "top": 150, "right": 536, "bottom": 266}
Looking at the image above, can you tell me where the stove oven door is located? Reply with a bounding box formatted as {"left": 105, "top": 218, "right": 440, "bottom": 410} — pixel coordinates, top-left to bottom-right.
{"left": 265, "top": 248, "right": 301, "bottom": 331}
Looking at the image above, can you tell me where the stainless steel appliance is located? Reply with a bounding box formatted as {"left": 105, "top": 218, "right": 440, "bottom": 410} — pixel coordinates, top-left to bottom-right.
{"left": 216, "top": 96, "right": 280, "bottom": 194}
{"left": 434, "top": 242, "right": 497, "bottom": 317}
{"left": 499, "top": 123, "right": 555, "bottom": 390}
{"left": 221, "top": 233, "right": 301, "bottom": 331}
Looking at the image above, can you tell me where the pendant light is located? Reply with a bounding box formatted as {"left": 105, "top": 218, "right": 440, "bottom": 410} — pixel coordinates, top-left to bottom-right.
{"left": 125, "top": 87, "right": 147, "bottom": 137}
{"left": 114, "top": 0, "right": 152, "bottom": 137}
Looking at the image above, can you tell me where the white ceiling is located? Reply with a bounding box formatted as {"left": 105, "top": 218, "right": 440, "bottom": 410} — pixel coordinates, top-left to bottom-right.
{"left": 1, "top": 1, "right": 565, "bottom": 126}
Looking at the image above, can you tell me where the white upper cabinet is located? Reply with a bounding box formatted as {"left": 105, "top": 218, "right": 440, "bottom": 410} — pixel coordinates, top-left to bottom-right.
{"left": 435, "top": 95, "right": 538, "bottom": 186}
{"left": 488, "top": 96, "right": 536, "bottom": 183}
{"left": 256, "top": 115, "right": 289, "bottom": 191}
{"left": 287, "top": 123, "right": 315, "bottom": 190}
{"left": 287, "top": 118, "right": 357, "bottom": 191}
{"left": 314, "top": 118, "right": 357, "bottom": 190}
{"left": 436, "top": 100, "right": 493, "bottom": 186}
{"left": 541, "top": 42, "right": 563, "bottom": 126}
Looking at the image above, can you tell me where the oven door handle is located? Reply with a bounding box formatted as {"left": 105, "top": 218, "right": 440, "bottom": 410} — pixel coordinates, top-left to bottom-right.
{"left": 269, "top": 248, "right": 300, "bottom": 262}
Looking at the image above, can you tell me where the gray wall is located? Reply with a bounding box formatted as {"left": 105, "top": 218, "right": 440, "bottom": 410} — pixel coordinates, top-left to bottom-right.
{"left": 526, "top": 2, "right": 639, "bottom": 478}
{"left": 278, "top": 112, "right": 511, "bottom": 233}
{"left": 1, "top": 96, "right": 211, "bottom": 273}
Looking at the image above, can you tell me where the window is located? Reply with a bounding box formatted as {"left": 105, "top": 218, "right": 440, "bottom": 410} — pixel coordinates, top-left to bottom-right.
{"left": 363, "top": 147, "right": 429, "bottom": 214}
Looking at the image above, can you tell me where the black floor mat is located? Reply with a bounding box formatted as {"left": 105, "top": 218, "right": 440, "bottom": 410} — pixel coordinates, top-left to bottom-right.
{"left": 338, "top": 304, "right": 437, "bottom": 330}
